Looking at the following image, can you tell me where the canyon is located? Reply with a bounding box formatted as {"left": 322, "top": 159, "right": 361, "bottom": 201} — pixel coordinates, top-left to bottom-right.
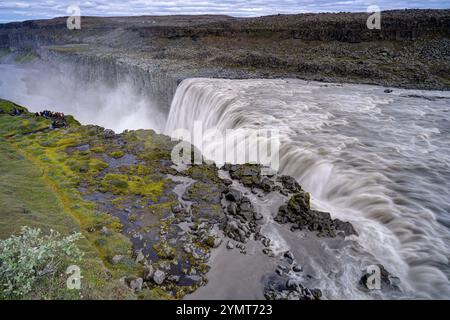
{"left": 1, "top": 9, "right": 450, "bottom": 300}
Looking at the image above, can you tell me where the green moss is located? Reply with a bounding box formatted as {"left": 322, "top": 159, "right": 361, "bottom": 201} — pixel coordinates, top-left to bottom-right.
{"left": 89, "top": 158, "right": 109, "bottom": 174}
{"left": 100, "top": 174, "right": 129, "bottom": 194}
{"left": 153, "top": 241, "right": 176, "bottom": 260}
{"left": 0, "top": 99, "right": 29, "bottom": 115}
{"left": 56, "top": 137, "right": 80, "bottom": 148}
{"left": 100, "top": 173, "right": 166, "bottom": 200}
{"left": 185, "top": 164, "right": 221, "bottom": 183}
{"left": 90, "top": 146, "right": 105, "bottom": 153}
{"left": 0, "top": 102, "right": 142, "bottom": 299}
{"left": 288, "top": 191, "right": 311, "bottom": 212}
{"left": 110, "top": 150, "right": 125, "bottom": 159}
{"left": 0, "top": 119, "right": 132, "bottom": 299}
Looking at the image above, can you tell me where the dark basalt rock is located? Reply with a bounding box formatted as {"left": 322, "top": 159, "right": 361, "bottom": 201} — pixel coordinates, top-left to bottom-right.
{"left": 264, "top": 277, "right": 322, "bottom": 301}
{"left": 278, "top": 175, "right": 302, "bottom": 193}
{"left": 360, "top": 264, "right": 401, "bottom": 291}
{"left": 275, "top": 191, "right": 358, "bottom": 238}
{"left": 225, "top": 188, "right": 243, "bottom": 203}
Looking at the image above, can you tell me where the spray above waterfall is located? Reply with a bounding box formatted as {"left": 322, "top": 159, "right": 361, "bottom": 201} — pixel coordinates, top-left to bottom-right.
{"left": 0, "top": 63, "right": 166, "bottom": 133}
{"left": 166, "top": 78, "right": 450, "bottom": 299}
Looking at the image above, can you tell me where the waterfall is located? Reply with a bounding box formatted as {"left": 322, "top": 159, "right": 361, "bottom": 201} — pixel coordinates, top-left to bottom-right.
{"left": 166, "top": 78, "right": 450, "bottom": 299}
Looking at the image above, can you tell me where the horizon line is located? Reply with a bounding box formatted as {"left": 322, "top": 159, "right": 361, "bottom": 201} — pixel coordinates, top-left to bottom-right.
{"left": 1, "top": 7, "right": 449, "bottom": 24}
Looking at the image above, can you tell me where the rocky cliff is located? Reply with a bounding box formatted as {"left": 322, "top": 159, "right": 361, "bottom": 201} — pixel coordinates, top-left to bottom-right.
{"left": 0, "top": 98, "right": 366, "bottom": 300}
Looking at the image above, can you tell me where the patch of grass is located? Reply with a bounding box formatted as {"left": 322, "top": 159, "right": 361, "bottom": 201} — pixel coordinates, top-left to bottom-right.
{"left": 0, "top": 104, "right": 139, "bottom": 299}
{"left": 0, "top": 99, "right": 28, "bottom": 115}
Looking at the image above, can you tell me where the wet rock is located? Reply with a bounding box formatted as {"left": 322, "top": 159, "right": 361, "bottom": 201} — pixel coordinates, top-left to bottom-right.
{"left": 129, "top": 277, "right": 143, "bottom": 292}
{"left": 360, "top": 264, "right": 400, "bottom": 291}
{"left": 264, "top": 279, "right": 322, "bottom": 301}
{"left": 227, "top": 202, "right": 237, "bottom": 216}
{"left": 283, "top": 251, "right": 295, "bottom": 264}
{"left": 334, "top": 219, "right": 358, "bottom": 237}
{"left": 222, "top": 179, "right": 233, "bottom": 186}
{"left": 135, "top": 250, "right": 145, "bottom": 264}
{"left": 278, "top": 175, "right": 302, "bottom": 193}
{"left": 260, "top": 177, "right": 275, "bottom": 192}
{"left": 168, "top": 275, "right": 180, "bottom": 283}
{"left": 225, "top": 188, "right": 243, "bottom": 203}
{"left": 384, "top": 89, "right": 393, "bottom": 93}
{"left": 262, "top": 237, "right": 271, "bottom": 247}
{"left": 292, "top": 264, "right": 303, "bottom": 273}
{"left": 275, "top": 191, "right": 357, "bottom": 238}
{"left": 276, "top": 265, "right": 289, "bottom": 276}
{"left": 171, "top": 203, "right": 183, "bottom": 214}
{"left": 227, "top": 164, "right": 261, "bottom": 187}
{"left": 253, "top": 211, "right": 263, "bottom": 221}
{"left": 263, "top": 248, "right": 275, "bottom": 257}
{"left": 239, "top": 198, "right": 253, "bottom": 212}
{"left": 286, "top": 279, "right": 301, "bottom": 290}
{"left": 153, "top": 270, "right": 166, "bottom": 285}
{"left": 212, "top": 237, "right": 223, "bottom": 248}
{"left": 183, "top": 182, "right": 223, "bottom": 204}
{"left": 143, "top": 264, "right": 154, "bottom": 281}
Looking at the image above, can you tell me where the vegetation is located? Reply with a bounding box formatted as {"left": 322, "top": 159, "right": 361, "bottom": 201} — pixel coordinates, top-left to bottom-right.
{"left": 0, "top": 99, "right": 215, "bottom": 299}
{"left": 0, "top": 227, "right": 83, "bottom": 299}
{"left": 0, "top": 102, "right": 137, "bottom": 299}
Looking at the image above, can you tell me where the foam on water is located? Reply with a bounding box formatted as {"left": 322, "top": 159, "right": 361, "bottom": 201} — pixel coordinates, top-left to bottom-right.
{"left": 166, "top": 78, "right": 450, "bottom": 299}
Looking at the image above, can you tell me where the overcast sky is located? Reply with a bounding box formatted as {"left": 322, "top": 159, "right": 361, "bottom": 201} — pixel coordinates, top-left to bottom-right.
{"left": 0, "top": 0, "right": 449, "bottom": 23}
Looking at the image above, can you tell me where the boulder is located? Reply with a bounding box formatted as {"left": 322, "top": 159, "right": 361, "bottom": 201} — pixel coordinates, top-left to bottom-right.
{"left": 227, "top": 202, "right": 237, "bottom": 216}
{"left": 135, "top": 250, "right": 145, "bottom": 264}
{"left": 153, "top": 270, "right": 166, "bottom": 285}
{"left": 284, "top": 251, "right": 295, "bottom": 263}
{"left": 143, "top": 264, "right": 154, "bottom": 281}
{"left": 129, "top": 278, "right": 143, "bottom": 292}
{"left": 104, "top": 129, "right": 116, "bottom": 139}
{"left": 225, "top": 188, "right": 243, "bottom": 203}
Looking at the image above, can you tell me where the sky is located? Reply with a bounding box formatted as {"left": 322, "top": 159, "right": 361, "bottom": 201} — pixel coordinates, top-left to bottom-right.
{"left": 0, "top": 0, "right": 449, "bottom": 23}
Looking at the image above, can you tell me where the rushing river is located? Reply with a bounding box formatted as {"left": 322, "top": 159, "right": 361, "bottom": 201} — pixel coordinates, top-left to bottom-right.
{"left": 2, "top": 63, "right": 450, "bottom": 299}
{"left": 165, "top": 78, "right": 450, "bottom": 299}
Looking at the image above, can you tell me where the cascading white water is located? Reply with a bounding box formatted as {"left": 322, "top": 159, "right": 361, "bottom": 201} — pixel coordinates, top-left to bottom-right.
{"left": 166, "top": 78, "right": 450, "bottom": 299}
